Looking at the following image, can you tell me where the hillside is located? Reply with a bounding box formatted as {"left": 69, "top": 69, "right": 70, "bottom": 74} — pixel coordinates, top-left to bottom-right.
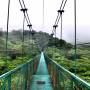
{"left": 0, "top": 30, "right": 90, "bottom": 84}
{"left": 0, "top": 29, "right": 51, "bottom": 74}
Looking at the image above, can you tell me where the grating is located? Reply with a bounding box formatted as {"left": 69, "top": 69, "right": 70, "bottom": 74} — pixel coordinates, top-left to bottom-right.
{"left": 37, "top": 81, "right": 45, "bottom": 84}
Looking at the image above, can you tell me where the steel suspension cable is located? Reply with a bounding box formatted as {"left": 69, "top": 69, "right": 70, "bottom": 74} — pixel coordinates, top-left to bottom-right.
{"left": 60, "top": 13, "right": 63, "bottom": 39}
{"left": 26, "top": 13, "right": 31, "bottom": 24}
{"left": 19, "top": 0, "right": 30, "bottom": 60}
{"left": 53, "top": 25, "right": 58, "bottom": 52}
{"left": 56, "top": 14, "right": 61, "bottom": 25}
{"left": 52, "top": 0, "right": 68, "bottom": 45}
{"left": 19, "top": 0, "right": 23, "bottom": 9}
{"left": 55, "top": 29, "right": 56, "bottom": 51}
{"left": 40, "top": 0, "right": 45, "bottom": 51}
{"left": 24, "top": 13, "right": 29, "bottom": 24}
{"left": 43, "top": 0, "right": 44, "bottom": 25}
{"left": 74, "top": 0, "right": 77, "bottom": 75}
{"left": 20, "top": 8, "right": 27, "bottom": 61}
{"left": 60, "top": 0, "right": 65, "bottom": 10}
{"left": 22, "top": 12, "right": 25, "bottom": 60}
{"left": 27, "top": 24, "right": 32, "bottom": 52}
{"left": 62, "top": 0, "right": 68, "bottom": 10}
{"left": 21, "top": 0, "right": 31, "bottom": 24}
{"left": 19, "top": 0, "right": 32, "bottom": 57}
{"left": 55, "top": 0, "right": 65, "bottom": 25}
{"left": 21, "top": 0, "right": 26, "bottom": 8}
{"left": 55, "top": 13, "right": 59, "bottom": 25}
{"left": 55, "top": 0, "right": 68, "bottom": 26}
{"left": 19, "top": 0, "right": 31, "bottom": 25}
{"left": 6, "top": 0, "right": 10, "bottom": 68}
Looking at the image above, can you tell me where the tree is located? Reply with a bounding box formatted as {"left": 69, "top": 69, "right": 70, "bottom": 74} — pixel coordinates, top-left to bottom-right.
{"left": 65, "top": 43, "right": 73, "bottom": 57}
{"left": 11, "top": 30, "right": 22, "bottom": 40}
{"left": 59, "top": 39, "right": 67, "bottom": 48}
{"left": 0, "top": 28, "right": 3, "bottom": 37}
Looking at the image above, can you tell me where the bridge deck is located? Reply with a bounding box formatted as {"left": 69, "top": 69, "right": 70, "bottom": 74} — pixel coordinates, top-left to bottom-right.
{"left": 30, "top": 52, "right": 53, "bottom": 90}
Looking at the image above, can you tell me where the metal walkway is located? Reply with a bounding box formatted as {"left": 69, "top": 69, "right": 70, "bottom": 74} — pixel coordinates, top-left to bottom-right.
{"left": 0, "top": 52, "right": 90, "bottom": 90}
{"left": 30, "top": 52, "right": 53, "bottom": 90}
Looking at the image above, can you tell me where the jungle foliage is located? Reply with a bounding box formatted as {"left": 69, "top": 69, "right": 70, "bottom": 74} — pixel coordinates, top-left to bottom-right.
{"left": 0, "top": 29, "right": 90, "bottom": 84}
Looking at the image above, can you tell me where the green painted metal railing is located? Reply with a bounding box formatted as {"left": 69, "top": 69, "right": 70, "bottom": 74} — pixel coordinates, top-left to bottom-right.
{"left": 45, "top": 55, "right": 90, "bottom": 90}
{"left": 0, "top": 55, "right": 40, "bottom": 90}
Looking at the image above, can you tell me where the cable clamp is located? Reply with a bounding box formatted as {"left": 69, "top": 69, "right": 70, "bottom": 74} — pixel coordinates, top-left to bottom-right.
{"left": 57, "top": 10, "right": 64, "bottom": 14}
{"left": 27, "top": 24, "right": 32, "bottom": 28}
{"left": 20, "top": 8, "right": 28, "bottom": 13}
{"left": 53, "top": 25, "right": 58, "bottom": 29}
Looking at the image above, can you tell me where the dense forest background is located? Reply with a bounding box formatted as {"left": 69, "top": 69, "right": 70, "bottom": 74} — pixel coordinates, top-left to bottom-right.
{"left": 0, "top": 29, "right": 90, "bottom": 83}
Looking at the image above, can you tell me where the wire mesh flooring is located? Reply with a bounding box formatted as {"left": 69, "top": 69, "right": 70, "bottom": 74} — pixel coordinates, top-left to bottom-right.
{"left": 30, "top": 52, "right": 53, "bottom": 90}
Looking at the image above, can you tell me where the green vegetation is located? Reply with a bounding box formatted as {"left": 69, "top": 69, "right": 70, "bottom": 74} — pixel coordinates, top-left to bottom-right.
{"left": 45, "top": 39, "right": 90, "bottom": 83}
{"left": 0, "top": 30, "right": 48, "bottom": 75}
{"left": 0, "top": 29, "right": 90, "bottom": 84}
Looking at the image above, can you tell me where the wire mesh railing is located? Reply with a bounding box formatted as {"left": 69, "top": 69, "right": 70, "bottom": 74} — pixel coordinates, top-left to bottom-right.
{"left": 0, "top": 55, "right": 40, "bottom": 90}
{"left": 45, "top": 55, "right": 90, "bottom": 90}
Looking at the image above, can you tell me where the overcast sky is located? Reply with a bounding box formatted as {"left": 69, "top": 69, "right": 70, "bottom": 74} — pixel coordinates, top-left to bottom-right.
{"left": 0, "top": 0, "right": 90, "bottom": 43}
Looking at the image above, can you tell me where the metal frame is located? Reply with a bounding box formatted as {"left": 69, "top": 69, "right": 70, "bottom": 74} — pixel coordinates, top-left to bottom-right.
{"left": 45, "top": 55, "right": 90, "bottom": 90}
{"left": 0, "top": 55, "right": 40, "bottom": 90}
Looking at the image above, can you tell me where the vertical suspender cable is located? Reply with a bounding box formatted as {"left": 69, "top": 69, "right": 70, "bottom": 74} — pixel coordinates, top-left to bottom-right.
{"left": 55, "top": 27, "right": 57, "bottom": 52}
{"left": 6, "top": 0, "right": 10, "bottom": 68}
{"left": 43, "top": 0, "right": 44, "bottom": 26}
{"left": 21, "top": 8, "right": 27, "bottom": 61}
{"left": 53, "top": 26, "right": 57, "bottom": 52}
{"left": 22, "top": 12, "right": 25, "bottom": 60}
{"left": 53, "top": 25, "right": 58, "bottom": 52}
{"left": 27, "top": 24, "right": 32, "bottom": 54}
{"left": 74, "top": 0, "right": 77, "bottom": 75}
{"left": 55, "top": 29, "right": 56, "bottom": 50}
{"left": 29, "top": 25, "right": 31, "bottom": 48}
{"left": 29, "top": 27, "right": 31, "bottom": 53}
{"left": 61, "top": 13, "right": 62, "bottom": 39}
{"left": 41, "top": 0, "right": 44, "bottom": 51}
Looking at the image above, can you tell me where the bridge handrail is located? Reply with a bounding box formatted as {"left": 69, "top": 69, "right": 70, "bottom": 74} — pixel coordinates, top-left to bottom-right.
{"left": 0, "top": 55, "right": 40, "bottom": 79}
{"left": 0, "top": 54, "right": 40, "bottom": 90}
{"left": 0, "top": 60, "right": 31, "bottom": 79}
{"left": 45, "top": 55, "right": 90, "bottom": 89}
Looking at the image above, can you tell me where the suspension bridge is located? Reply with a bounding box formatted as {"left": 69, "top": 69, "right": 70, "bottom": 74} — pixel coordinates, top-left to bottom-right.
{"left": 0, "top": 0, "right": 90, "bottom": 90}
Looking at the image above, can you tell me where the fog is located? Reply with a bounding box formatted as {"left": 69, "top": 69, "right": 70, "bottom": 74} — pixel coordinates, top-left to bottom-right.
{"left": 0, "top": 0, "right": 90, "bottom": 43}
